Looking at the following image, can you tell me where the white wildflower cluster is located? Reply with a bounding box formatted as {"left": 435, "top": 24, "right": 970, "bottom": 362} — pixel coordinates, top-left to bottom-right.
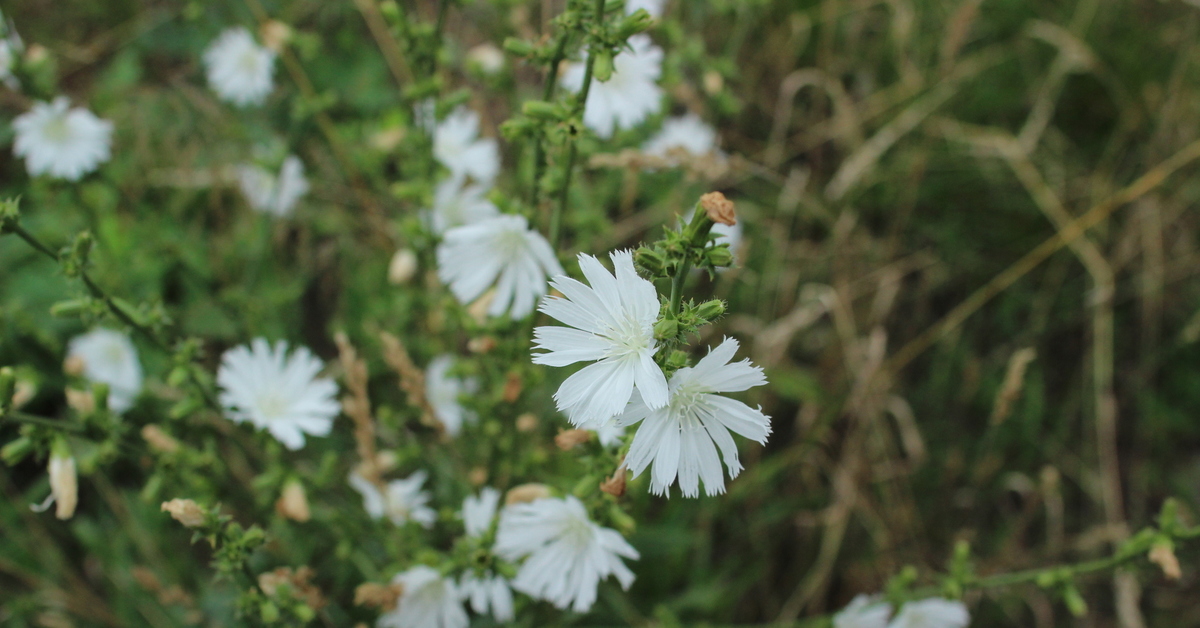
{"left": 534, "top": 250, "right": 772, "bottom": 497}
{"left": 835, "top": 595, "right": 970, "bottom": 628}
{"left": 13, "top": 97, "right": 113, "bottom": 181}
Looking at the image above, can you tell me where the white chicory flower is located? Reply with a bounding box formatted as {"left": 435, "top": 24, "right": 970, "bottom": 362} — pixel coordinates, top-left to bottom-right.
{"left": 425, "top": 355, "right": 478, "bottom": 437}
{"left": 532, "top": 250, "right": 668, "bottom": 426}
{"left": 887, "top": 598, "right": 970, "bottom": 628}
{"left": 349, "top": 470, "right": 437, "bottom": 528}
{"left": 377, "top": 566, "right": 469, "bottom": 628}
{"left": 562, "top": 34, "right": 663, "bottom": 139}
{"left": 236, "top": 154, "right": 310, "bottom": 217}
{"left": 494, "top": 496, "right": 639, "bottom": 613}
{"left": 641, "top": 113, "right": 723, "bottom": 165}
{"left": 835, "top": 595, "right": 893, "bottom": 628}
{"left": 424, "top": 178, "right": 500, "bottom": 235}
{"left": 437, "top": 215, "right": 564, "bottom": 320}
{"left": 615, "top": 337, "right": 771, "bottom": 497}
{"left": 13, "top": 97, "right": 113, "bottom": 180}
{"left": 203, "top": 27, "right": 275, "bottom": 106}
{"left": 458, "top": 488, "right": 514, "bottom": 622}
{"left": 216, "top": 338, "right": 339, "bottom": 450}
{"left": 433, "top": 107, "right": 499, "bottom": 185}
{"left": 67, "top": 328, "right": 143, "bottom": 414}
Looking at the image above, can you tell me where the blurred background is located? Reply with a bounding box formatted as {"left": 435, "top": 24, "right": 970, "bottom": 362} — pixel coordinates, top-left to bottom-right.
{"left": 4, "top": 0, "right": 1200, "bottom": 626}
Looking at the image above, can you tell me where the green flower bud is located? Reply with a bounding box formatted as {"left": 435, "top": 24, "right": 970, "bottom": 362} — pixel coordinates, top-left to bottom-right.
{"left": 592, "top": 49, "right": 614, "bottom": 83}
{"left": 521, "top": 100, "right": 561, "bottom": 120}
{"left": 0, "top": 197, "right": 19, "bottom": 235}
{"left": 499, "top": 117, "right": 538, "bottom": 141}
{"left": 49, "top": 298, "right": 92, "bottom": 318}
{"left": 706, "top": 245, "right": 734, "bottom": 268}
{"left": 616, "top": 9, "right": 656, "bottom": 40}
{"left": 653, "top": 317, "right": 678, "bottom": 341}
{"left": 667, "top": 350, "right": 690, "bottom": 370}
{"left": 0, "top": 436, "right": 33, "bottom": 465}
{"left": 502, "top": 37, "right": 536, "bottom": 58}
{"left": 1062, "top": 583, "right": 1088, "bottom": 617}
{"left": 0, "top": 366, "right": 16, "bottom": 410}
{"left": 634, "top": 247, "right": 666, "bottom": 276}
{"left": 695, "top": 299, "right": 726, "bottom": 322}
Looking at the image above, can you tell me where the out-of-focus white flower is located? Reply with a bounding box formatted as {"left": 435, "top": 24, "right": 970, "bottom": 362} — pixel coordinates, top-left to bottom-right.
{"left": 203, "top": 27, "right": 275, "bottom": 106}
{"left": 350, "top": 471, "right": 436, "bottom": 528}
{"left": 887, "top": 598, "right": 970, "bottom": 628}
{"left": 626, "top": 0, "right": 666, "bottom": 16}
{"left": 437, "top": 215, "right": 564, "bottom": 320}
{"left": 532, "top": 250, "right": 668, "bottom": 426}
{"left": 236, "top": 154, "right": 309, "bottom": 217}
{"left": 377, "top": 566, "right": 468, "bottom": 628}
{"left": 494, "top": 496, "right": 639, "bottom": 612}
{"left": 13, "top": 97, "right": 113, "bottom": 180}
{"left": 592, "top": 420, "right": 626, "bottom": 447}
{"left": 0, "top": 19, "right": 24, "bottom": 89}
{"left": 466, "top": 43, "right": 505, "bottom": 75}
{"left": 562, "top": 34, "right": 663, "bottom": 139}
{"left": 67, "top": 328, "right": 143, "bottom": 414}
{"left": 462, "top": 487, "right": 501, "bottom": 537}
{"left": 616, "top": 337, "right": 770, "bottom": 497}
{"left": 217, "top": 338, "right": 339, "bottom": 450}
{"left": 835, "top": 595, "right": 892, "bottom": 628}
{"left": 458, "top": 488, "right": 514, "bottom": 622}
{"left": 434, "top": 107, "right": 499, "bottom": 185}
{"left": 424, "top": 178, "right": 499, "bottom": 236}
{"left": 425, "top": 355, "right": 478, "bottom": 437}
{"left": 642, "top": 113, "right": 724, "bottom": 165}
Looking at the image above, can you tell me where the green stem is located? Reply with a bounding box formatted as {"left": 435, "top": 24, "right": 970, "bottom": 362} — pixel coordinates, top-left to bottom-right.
{"left": 668, "top": 256, "right": 692, "bottom": 317}
{"left": 549, "top": 0, "right": 607, "bottom": 247}
{"left": 2, "top": 411, "right": 85, "bottom": 432}
{"left": 530, "top": 32, "right": 571, "bottom": 212}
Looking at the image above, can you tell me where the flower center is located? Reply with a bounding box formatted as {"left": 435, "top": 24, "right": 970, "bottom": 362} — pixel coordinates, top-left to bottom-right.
{"left": 602, "top": 315, "right": 651, "bottom": 359}
{"left": 669, "top": 385, "right": 710, "bottom": 430}
{"left": 561, "top": 516, "right": 594, "bottom": 549}
{"left": 103, "top": 343, "right": 126, "bottom": 365}
{"left": 255, "top": 392, "right": 288, "bottom": 421}
{"left": 493, "top": 228, "right": 526, "bottom": 259}
{"left": 238, "top": 50, "right": 261, "bottom": 74}
{"left": 42, "top": 116, "right": 71, "bottom": 143}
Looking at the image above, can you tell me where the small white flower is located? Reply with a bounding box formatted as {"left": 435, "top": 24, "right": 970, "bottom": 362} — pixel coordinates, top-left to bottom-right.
{"left": 349, "top": 470, "right": 437, "bottom": 528}
{"left": 13, "top": 97, "right": 113, "bottom": 180}
{"left": 615, "top": 336, "right": 771, "bottom": 497}
{"left": 562, "top": 34, "right": 663, "bottom": 139}
{"left": 460, "top": 572, "right": 514, "bottom": 623}
{"left": 887, "top": 598, "right": 970, "bottom": 628}
{"left": 835, "top": 595, "right": 892, "bottom": 628}
{"left": 466, "top": 43, "right": 505, "bottom": 75}
{"left": 425, "top": 355, "right": 478, "bottom": 437}
{"left": 437, "top": 215, "right": 564, "bottom": 320}
{"left": 0, "top": 21, "right": 23, "bottom": 89}
{"left": 494, "top": 496, "right": 639, "bottom": 613}
{"left": 424, "top": 178, "right": 499, "bottom": 236}
{"left": 67, "top": 329, "right": 143, "bottom": 414}
{"left": 217, "top": 338, "right": 339, "bottom": 450}
{"left": 592, "top": 421, "right": 626, "bottom": 447}
{"left": 459, "top": 488, "right": 514, "bottom": 622}
{"left": 434, "top": 107, "right": 499, "bottom": 185}
{"left": 626, "top": 0, "right": 666, "bottom": 16}
{"left": 461, "top": 487, "right": 501, "bottom": 537}
{"left": 236, "top": 154, "right": 310, "bottom": 217}
{"left": 378, "top": 566, "right": 469, "bottom": 628}
{"left": 642, "top": 113, "right": 724, "bottom": 165}
{"left": 203, "top": 27, "right": 275, "bottom": 106}
{"left": 532, "top": 250, "right": 668, "bottom": 427}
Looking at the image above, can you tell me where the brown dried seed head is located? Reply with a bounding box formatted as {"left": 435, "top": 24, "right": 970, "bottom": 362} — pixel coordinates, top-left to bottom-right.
{"left": 260, "top": 20, "right": 292, "bottom": 53}
{"left": 515, "top": 412, "right": 539, "bottom": 432}
{"left": 700, "top": 191, "right": 736, "bottom": 226}
{"left": 355, "top": 582, "right": 404, "bottom": 611}
{"left": 555, "top": 429, "right": 592, "bottom": 451}
{"left": 388, "top": 249, "right": 419, "bottom": 285}
{"left": 502, "top": 372, "right": 523, "bottom": 403}
{"left": 600, "top": 469, "right": 628, "bottom": 497}
{"left": 63, "top": 355, "right": 86, "bottom": 377}
{"left": 276, "top": 480, "right": 311, "bottom": 523}
{"left": 142, "top": 425, "right": 181, "bottom": 454}
{"left": 161, "top": 499, "right": 206, "bottom": 528}
{"left": 467, "top": 336, "right": 498, "bottom": 354}
{"left": 1150, "top": 543, "right": 1182, "bottom": 580}
{"left": 468, "top": 466, "right": 488, "bottom": 486}
{"left": 65, "top": 388, "right": 95, "bottom": 415}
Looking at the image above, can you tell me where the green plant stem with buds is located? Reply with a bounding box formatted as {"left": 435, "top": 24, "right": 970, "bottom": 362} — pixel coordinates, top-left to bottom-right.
{"left": 668, "top": 202, "right": 717, "bottom": 317}
{"left": 530, "top": 32, "right": 571, "bottom": 212}
{"left": 2, "top": 411, "right": 86, "bottom": 432}
{"left": 548, "top": 0, "right": 607, "bottom": 248}
{"left": 2, "top": 217, "right": 221, "bottom": 412}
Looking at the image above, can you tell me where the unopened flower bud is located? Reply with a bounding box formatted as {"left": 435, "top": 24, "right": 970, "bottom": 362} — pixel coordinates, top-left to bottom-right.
{"left": 600, "top": 468, "right": 628, "bottom": 497}
{"left": 1, "top": 436, "right": 33, "bottom": 465}
{"left": 521, "top": 100, "right": 561, "bottom": 120}
{"left": 505, "top": 483, "right": 552, "bottom": 505}
{"left": 700, "top": 191, "right": 736, "bottom": 226}
{"left": 0, "top": 197, "right": 19, "bottom": 235}
{"left": 695, "top": 299, "right": 726, "bottom": 321}
{"left": 49, "top": 446, "right": 77, "bottom": 520}
{"left": 555, "top": 429, "right": 592, "bottom": 451}
{"left": 259, "top": 20, "right": 292, "bottom": 53}
{"left": 161, "top": 498, "right": 206, "bottom": 528}
{"left": 616, "top": 9, "right": 656, "bottom": 40}
{"left": 502, "top": 37, "right": 536, "bottom": 58}
{"left": 667, "top": 350, "right": 690, "bottom": 370}
{"left": 387, "top": 249, "right": 418, "bottom": 284}
{"left": 63, "top": 354, "right": 86, "bottom": 376}
{"left": 592, "top": 49, "right": 614, "bottom": 83}
{"left": 1150, "top": 542, "right": 1182, "bottom": 580}
{"left": 275, "top": 480, "right": 311, "bottom": 523}
{"left": 0, "top": 367, "right": 14, "bottom": 410}
{"left": 703, "top": 70, "right": 725, "bottom": 95}
{"left": 706, "top": 245, "right": 734, "bottom": 268}
{"left": 467, "top": 336, "right": 497, "bottom": 354}
{"left": 468, "top": 467, "right": 488, "bottom": 486}
{"left": 634, "top": 246, "right": 666, "bottom": 275}
{"left": 141, "top": 425, "right": 180, "bottom": 454}
{"left": 502, "top": 372, "right": 523, "bottom": 402}
{"left": 653, "top": 317, "right": 678, "bottom": 341}
{"left": 12, "top": 380, "right": 35, "bottom": 409}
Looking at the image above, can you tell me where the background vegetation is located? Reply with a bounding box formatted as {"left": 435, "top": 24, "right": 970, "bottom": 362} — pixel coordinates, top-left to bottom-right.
{"left": 3, "top": 0, "right": 1200, "bottom": 626}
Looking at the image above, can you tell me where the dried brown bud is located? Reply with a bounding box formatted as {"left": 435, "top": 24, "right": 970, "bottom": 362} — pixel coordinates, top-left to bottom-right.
{"left": 515, "top": 412, "right": 539, "bottom": 432}
{"left": 64, "top": 388, "right": 95, "bottom": 415}
{"left": 260, "top": 566, "right": 326, "bottom": 610}
{"left": 555, "top": 429, "right": 592, "bottom": 451}
{"left": 141, "top": 425, "right": 180, "bottom": 454}
{"left": 1150, "top": 543, "right": 1182, "bottom": 580}
{"left": 355, "top": 582, "right": 404, "bottom": 611}
{"left": 505, "top": 483, "right": 552, "bottom": 505}
{"left": 700, "top": 191, "right": 736, "bottom": 226}
{"left": 468, "top": 467, "right": 488, "bottom": 486}
{"left": 467, "top": 289, "right": 496, "bottom": 325}
{"left": 276, "top": 480, "right": 311, "bottom": 523}
{"left": 63, "top": 355, "right": 86, "bottom": 377}
{"left": 161, "top": 499, "right": 206, "bottom": 528}
{"left": 502, "top": 372, "right": 523, "bottom": 403}
{"left": 49, "top": 453, "right": 77, "bottom": 520}
{"left": 600, "top": 469, "right": 628, "bottom": 497}
{"left": 259, "top": 20, "right": 292, "bottom": 53}
{"left": 12, "top": 380, "right": 35, "bottom": 409}
{"left": 703, "top": 70, "right": 724, "bottom": 95}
